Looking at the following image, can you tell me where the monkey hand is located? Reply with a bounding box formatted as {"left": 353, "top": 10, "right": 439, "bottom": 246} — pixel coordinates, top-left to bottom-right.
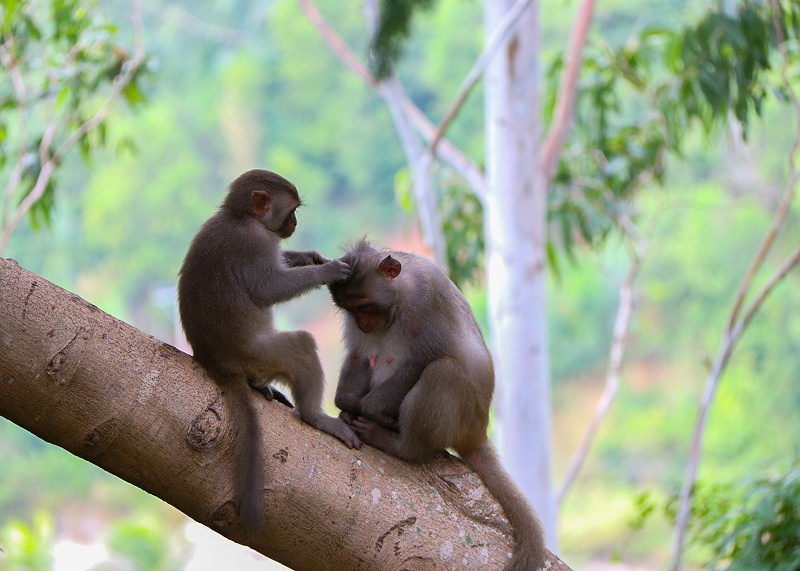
{"left": 358, "top": 394, "right": 397, "bottom": 428}
{"left": 306, "top": 251, "right": 330, "bottom": 265}
{"left": 284, "top": 250, "right": 330, "bottom": 267}
{"left": 320, "top": 259, "right": 352, "bottom": 283}
{"left": 350, "top": 416, "right": 396, "bottom": 449}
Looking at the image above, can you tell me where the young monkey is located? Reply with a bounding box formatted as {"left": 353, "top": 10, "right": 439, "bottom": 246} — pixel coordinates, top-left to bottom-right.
{"left": 178, "top": 169, "right": 360, "bottom": 537}
{"left": 329, "top": 239, "right": 546, "bottom": 571}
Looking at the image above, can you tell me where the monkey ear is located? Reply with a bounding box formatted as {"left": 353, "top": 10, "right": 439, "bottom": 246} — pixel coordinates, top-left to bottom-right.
{"left": 378, "top": 255, "right": 401, "bottom": 278}
{"left": 251, "top": 191, "right": 271, "bottom": 217}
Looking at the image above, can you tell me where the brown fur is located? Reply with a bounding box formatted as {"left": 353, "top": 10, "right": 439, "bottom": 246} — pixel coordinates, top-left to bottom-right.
{"left": 178, "top": 169, "right": 359, "bottom": 536}
{"left": 329, "top": 239, "right": 546, "bottom": 570}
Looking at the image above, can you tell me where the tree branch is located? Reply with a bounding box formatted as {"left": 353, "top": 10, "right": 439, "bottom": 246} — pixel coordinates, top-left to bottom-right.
{"left": 557, "top": 215, "right": 648, "bottom": 506}
{"left": 149, "top": 3, "right": 245, "bottom": 46}
{"left": 0, "top": 257, "right": 572, "bottom": 570}
{"left": 297, "top": 0, "right": 377, "bottom": 87}
{"left": 428, "top": 0, "right": 535, "bottom": 155}
{"left": 360, "top": 0, "right": 447, "bottom": 268}
{"left": 297, "top": 0, "right": 487, "bottom": 200}
{"left": 540, "top": 0, "right": 596, "bottom": 186}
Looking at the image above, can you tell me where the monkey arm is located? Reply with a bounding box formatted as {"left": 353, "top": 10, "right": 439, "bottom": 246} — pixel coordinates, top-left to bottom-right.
{"left": 283, "top": 250, "right": 329, "bottom": 267}
{"left": 358, "top": 365, "right": 425, "bottom": 426}
{"left": 334, "top": 354, "right": 372, "bottom": 416}
{"left": 245, "top": 260, "right": 350, "bottom": 307}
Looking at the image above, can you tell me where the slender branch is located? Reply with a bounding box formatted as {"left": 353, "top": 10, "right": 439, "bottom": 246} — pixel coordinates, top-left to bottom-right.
{"left": 402, "top": 100, "right": 488, "bottom": 200}
{"left": 540, "top": 0, "right": 596, "bottom": 186}
{"left": 669, "top": 5, "right": 800, "bottom": 567}
{"left": 739, "top": 243, "right": 800, "bottom": 333}
{"left": 297, "top": 0, "right": 377, "bottom": 87}
{"left": 54, "top": 2, "right": 146, "bottom": 166}
{"left": 297, "top": 0, "right": 487, "bottom": 200}
{"left": 556, "top": 214, "right": 648, "bottom": 506}
{"left": 152, "top": 3, "right": 244, "bottom": 46}
{"left": 726, "top": 3, "right": 800, "bottom": 334}
{"left": 428, "top": 0, "right": 535, "bottom": 155}
{"left": 384, "top": 81, "right": 447, "bottom": 267}
{"left": 357, "top": 0, "right": 446, "bottom": 267}
{"left": 0, "top": 1, "right": 146, "bottom": 254}
{"left": 0, "top": 37, "right": 29, "bottom": 228}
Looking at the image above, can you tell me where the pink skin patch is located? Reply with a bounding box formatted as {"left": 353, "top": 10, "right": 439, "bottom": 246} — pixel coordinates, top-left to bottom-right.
{"left": 369, "top": 354, "right": 377, "bottom": 370}
{"left": 386, "top": 356, "right": 393, "bottom": 365}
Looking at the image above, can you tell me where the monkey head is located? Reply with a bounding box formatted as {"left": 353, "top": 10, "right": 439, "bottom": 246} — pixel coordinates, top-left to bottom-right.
{"left": 223, "top": 169, "right": 300, "bottom": 238}
{"left": 329, "top": 240, "right": 402, "bottom": 334}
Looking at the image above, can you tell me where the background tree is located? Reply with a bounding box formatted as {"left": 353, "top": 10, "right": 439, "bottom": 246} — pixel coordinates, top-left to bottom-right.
{"left": 0, "top": 0, "right": 149, "bottom": 253}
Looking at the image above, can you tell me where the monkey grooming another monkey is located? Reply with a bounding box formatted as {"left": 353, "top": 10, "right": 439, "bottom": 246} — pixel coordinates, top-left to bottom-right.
{"left": 178, "top": 169, "right": 360, "bottom": 536}
{"left": 329, "top": 239, "right": 546, "bottom": 571}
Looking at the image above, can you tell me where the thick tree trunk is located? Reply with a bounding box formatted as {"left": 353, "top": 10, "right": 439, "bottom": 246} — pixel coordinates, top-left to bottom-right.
{"left": 484, "top": 0, "right": 557, "bottom": 548}
{"left": 0, "top": 258, "right": 571, "bottom": 571}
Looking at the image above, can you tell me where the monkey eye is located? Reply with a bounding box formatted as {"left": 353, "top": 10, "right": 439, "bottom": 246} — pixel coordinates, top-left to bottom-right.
{"left": 356, "top": 304, "right": 371, "bottom": 312}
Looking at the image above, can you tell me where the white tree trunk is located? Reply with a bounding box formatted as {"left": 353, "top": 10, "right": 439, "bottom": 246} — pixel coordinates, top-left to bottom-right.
{"left": 483, "top": 0, "right": 557, "bottom": 548}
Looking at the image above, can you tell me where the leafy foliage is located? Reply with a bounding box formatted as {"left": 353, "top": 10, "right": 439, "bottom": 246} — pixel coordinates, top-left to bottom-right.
{"left": 547, "top": 0, "right": 799, "bottom": 260}
{"left": 391, "top": 0, "right": 799, "bottom": 280}
{"left": 0, "top": 0, "right": 148, "bottom": 231}
{"left": 371, "top": 0, "right": 436, "bottom": 79}
{"left": 102, "top": 516, "right": 188, "bottom": 571}
{"left": 439, "top": 181, "right": 485, "bottom": 286}
{"left": 0, "top": 514, "right": 54, "bottom": 571}
{"left": 0, "top": 511, "right": 187, "bottom": 571}
{"left": 634, "top": 464, "right": 800, "bottom": 570}
{"left": 395, "top": 165, "right": 485, "bottom": 287}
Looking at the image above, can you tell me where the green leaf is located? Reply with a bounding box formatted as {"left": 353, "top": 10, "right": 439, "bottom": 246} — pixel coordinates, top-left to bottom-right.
{"left": 393, "top": 166, "right": 414, "bottom": 212}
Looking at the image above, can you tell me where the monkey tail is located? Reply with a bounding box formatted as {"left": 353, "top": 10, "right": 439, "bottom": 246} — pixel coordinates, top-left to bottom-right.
{"left": 462, "top": 441, "right": 547, "bottom": 571}
{"left": 222, "top": 379, "right": 265, "bottom": 537}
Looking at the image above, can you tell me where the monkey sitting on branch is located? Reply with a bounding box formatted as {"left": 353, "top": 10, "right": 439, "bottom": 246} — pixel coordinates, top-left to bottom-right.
{"left": 329, "top": 239, "right": 546, "bottom": 571}
{"left": 178, "top": 169, "right": 361, "bottom": 537}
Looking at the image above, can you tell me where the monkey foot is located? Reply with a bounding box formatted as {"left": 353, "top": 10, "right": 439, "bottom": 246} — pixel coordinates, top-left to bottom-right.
{"left": 351, "top": 416, "right": 398, "bottom": 454}
{"left": 312, "top": 414, "right": 362, "bottom": 450}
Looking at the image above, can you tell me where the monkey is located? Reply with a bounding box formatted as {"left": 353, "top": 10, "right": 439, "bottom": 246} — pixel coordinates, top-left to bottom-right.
{"left": 178, "top": 169, "right": 361, "bottom": 537}
{"left": 329, "top": 239, "right": 546, "bottom": 571}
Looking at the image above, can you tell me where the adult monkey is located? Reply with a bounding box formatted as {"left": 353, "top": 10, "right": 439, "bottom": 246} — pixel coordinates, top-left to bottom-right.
{"left": 329, "top": 239, "right": 546, "bottom": 571}
{"left": 178, "top": 169, "right": 360, "bottom": 536}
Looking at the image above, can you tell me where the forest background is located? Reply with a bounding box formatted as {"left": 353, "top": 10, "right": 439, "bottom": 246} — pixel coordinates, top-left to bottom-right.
{"left": 1, "top": 0, "right": 799, "bottom": 570}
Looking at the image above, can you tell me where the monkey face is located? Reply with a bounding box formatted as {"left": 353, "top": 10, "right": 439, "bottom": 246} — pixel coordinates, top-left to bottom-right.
{"left": 277, "top": 209, "right": 297, "bottom": 238}
{"left": 335, "top": 298, "right": 392, "bottom": 334}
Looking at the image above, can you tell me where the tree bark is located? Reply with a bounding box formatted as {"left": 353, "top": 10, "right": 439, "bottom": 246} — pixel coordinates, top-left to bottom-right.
{"left": 484, "top": 0, "right": 558, "bottom": 548}
{"left": 0, "top": 257, "right": 572, "bottom": 571}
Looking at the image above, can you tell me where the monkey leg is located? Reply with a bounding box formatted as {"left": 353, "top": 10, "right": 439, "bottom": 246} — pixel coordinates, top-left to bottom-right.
{"left": 246, "top": 330, "right": 361, "bottom": 449}
{"left": 334, "top": 353, "right": 372, "bottom": 418}
{"left": 353, "top": 357, "right": 473, "bottom": 463}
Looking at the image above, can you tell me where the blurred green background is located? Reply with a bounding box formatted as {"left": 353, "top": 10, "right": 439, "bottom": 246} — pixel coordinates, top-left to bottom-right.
{"left": 1, "top": 0, "right": 798, "bottom": 569}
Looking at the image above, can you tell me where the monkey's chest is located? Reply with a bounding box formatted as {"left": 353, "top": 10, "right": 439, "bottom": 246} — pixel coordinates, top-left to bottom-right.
{"left": 366, "top": 351, "right": 405, "bottom": 387}
{"left": 349, "top": 328, "right": 409, "bottom": 387}
{"left": 353, "top": 337, "right": 406, "bottom": 388}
